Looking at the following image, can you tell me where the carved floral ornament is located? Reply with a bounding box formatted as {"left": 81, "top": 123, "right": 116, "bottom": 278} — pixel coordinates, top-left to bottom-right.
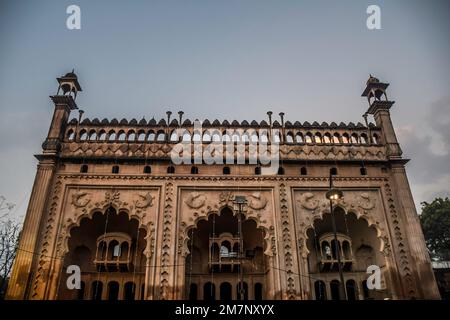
{"left": 184, "top": 192, "right": 207, "bottom": 209}
{"left": 184, "top": 190, "right": 268, "bottom": 211}
{"left": 298, "top": 191, "right": 375, "bottom": 215}
{"left": 70, "top": 189, "right": 154, "bottom": 214}
{"left": 295, "top": 190, "right": 391, "bottom": 257}
{"left": 179, "top": 190, "right": 275, "bottom": 258}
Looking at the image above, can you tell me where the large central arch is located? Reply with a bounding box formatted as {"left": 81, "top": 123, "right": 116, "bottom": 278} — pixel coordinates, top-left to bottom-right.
{"left": 184, "top": 206, "right": 269, "bottom": 300}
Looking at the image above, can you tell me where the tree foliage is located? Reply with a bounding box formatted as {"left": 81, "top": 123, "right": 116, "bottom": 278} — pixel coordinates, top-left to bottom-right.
{"left": 420, "top": 197, "right": 450, "bottom": 260}
{"left": 0, "top": 196, "right": 21, "bottom": 299}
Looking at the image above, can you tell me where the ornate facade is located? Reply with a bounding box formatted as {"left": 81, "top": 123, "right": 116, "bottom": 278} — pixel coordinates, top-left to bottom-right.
{"left": 6, "top": 72, "right": 440, "bottom": 300}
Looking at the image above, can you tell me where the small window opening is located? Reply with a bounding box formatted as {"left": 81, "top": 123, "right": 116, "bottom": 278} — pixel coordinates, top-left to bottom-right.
{"left": 167, "top": 166, "right": 175, "bottom": 174}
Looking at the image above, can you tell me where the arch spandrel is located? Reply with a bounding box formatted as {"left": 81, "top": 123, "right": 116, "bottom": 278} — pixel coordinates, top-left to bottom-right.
{"left": 177, "top": 189, "right": 277, "bottom": 258}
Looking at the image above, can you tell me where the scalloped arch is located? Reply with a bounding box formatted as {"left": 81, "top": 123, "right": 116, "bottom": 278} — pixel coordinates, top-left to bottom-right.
{"left": 181, "top": 205, "right": 273, "bottom": 258}
{"left": 59, "top": 204, "right": 149, "bottom": 257}
{"left": 301, "top": 204, "right": 386, "bottom": 257}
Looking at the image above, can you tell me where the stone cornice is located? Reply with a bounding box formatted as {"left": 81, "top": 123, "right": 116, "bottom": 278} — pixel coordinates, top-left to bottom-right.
{"left": 58, "top": 173, "right": 389, "bottom": 183}
{"left": 50, "top": 95, "right": 78, "bottom": 110}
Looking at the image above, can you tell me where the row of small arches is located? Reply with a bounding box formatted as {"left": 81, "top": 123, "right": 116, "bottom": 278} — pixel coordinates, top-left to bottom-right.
{"left": 68, "top": 128, "right": 380, "bottom": 145}
{"left": 76, "top": 279, "right": 370, "bottom": 300}
{"left": 77, "top": 280, "right": 143, "bottom": 300}
{"left": 96, "top": 240, "right": 130, "bottom": 261}
{"left": 189, "top": 282, "right": 263, "bottom": 301}
{"left": 80, "top": 164, "right": 368, "bottom": 176}
{"left": 71, "top": 117, "right": 371, "bottom": 129}
{"left": 314, "top": 279, "right": 370, "bottom": 300}
{"left": 320, "top": 239, "right": 353, "bottom": 261}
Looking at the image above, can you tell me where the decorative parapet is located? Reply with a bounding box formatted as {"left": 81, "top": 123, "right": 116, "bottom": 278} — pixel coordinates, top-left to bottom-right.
{"left": 59, "top": 116, "right": 385, "bottom": 161}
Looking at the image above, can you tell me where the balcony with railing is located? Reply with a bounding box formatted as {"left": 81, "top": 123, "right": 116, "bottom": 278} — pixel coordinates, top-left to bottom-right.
{"left": 318, "top": 232, "right": 354, "bottom": 272}
{"left": 208, "top": 233, "right": 242, "bottom": 273}
{"left": 94, "top": 232, "right": 133, "bottom": 272}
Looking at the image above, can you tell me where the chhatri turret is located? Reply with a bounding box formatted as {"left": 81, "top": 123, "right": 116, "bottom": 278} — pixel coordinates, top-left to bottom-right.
{"left": 362, "top": 75, "right": 402, "bottom": 159}
{"left": 43, "top": 70, "right": 82, "bottom": 153}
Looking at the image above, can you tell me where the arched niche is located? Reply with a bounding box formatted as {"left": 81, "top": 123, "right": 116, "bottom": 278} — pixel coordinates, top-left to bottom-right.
{"left": 184, "top": 206, "right": 269, "bottom": 300}
{"left": 57, "top": 207, "right": 148, "bottom": 300}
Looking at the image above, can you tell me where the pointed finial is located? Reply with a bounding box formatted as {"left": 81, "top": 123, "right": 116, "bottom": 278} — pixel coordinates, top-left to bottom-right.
{"left": 279, "top": 112, "right": 285, "bottom": 127}
{"left": 362, "top": 113, "right": 369, "bottom": 126}
{"left": 267, "top": 111, "right": 273, "bottom": 127}
{"left": 178, "top": 111, "right": 184, "bottom": 125}
{"left": 78, "top": 109, "right": 84, "bottom": 123}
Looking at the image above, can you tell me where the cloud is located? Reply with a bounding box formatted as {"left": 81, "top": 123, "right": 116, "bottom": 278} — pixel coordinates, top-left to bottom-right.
{"left": 397, "top": 96, "right": 450, "bottom": 210}
{"left": 427, "top": 96, "right": 450, "bottom": 155}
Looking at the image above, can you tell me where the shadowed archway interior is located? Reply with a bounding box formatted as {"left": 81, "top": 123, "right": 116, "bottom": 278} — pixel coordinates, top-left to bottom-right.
{"left": 58, "top": 208, "right": 147, "bottom": 300}
{"left": 185, "top": 207, "right": 267, "bottom": 300}
{"left": 306, "top": 207, "right": 385, "bottom": 300}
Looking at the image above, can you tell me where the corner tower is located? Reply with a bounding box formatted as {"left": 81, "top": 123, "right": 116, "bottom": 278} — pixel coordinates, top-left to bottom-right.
{"left": 6, "top": 71, "right": 81, "bottom": 299}
{"left": 362, "top": 75, "right": 440, "bottom": 299}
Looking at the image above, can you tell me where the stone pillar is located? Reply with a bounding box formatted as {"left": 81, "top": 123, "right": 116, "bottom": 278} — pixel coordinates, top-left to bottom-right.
{"left": 144, "top": 254, "right": 153, "bottom": 299}
{"left": 6, "top": 159, "right": 56, "bottom": 299}
{"left": 299, "top": 255, "right": 311, "bottom": 299}
{"left": 383, "top": 257, "right": 401, "bottom": 300}
{"left": 47, "top": 258, "right": 63, "bottom": 300}
{"left": 325, "top": 280, "right": 332, "bottom": 300}
{"left": 152, "top": 181, "right": 176, "bottom": 299}
{"left": 118, "top": 281, "right": 124, "bottom": 300}
{"left": 390, "top": 163, "right": 441, "bottom": 299}
{"left": 278, "top": 183, "right": 302, "bottom": 299}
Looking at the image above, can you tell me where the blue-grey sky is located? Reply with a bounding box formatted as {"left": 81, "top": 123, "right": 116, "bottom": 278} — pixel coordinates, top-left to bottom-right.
{"left": 0, "top": 0, "right": 449, "bottom": 219}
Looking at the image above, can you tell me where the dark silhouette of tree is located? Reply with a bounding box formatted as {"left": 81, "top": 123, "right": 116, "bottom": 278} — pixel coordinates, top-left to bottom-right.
{"left": 0, "top": 196, "right": 21, "bottom": 299}
{"left": 420, "top": 197, "right": 450, "bottom": 260}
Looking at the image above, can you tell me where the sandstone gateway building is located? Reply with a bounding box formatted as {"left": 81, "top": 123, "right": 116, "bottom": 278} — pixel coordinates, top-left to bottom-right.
{"left": 7, "top": 72, "right": 439, "bottom": 300}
